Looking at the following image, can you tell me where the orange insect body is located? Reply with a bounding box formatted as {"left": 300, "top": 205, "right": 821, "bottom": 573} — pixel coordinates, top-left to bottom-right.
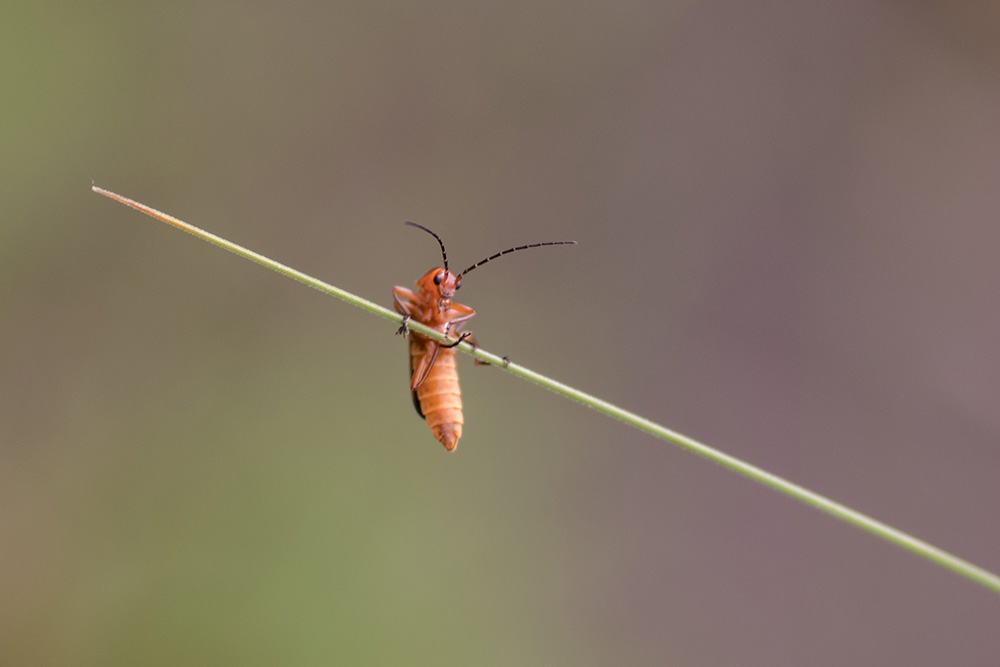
{"left": 393, "top": 223, "right": 574, "bottom": 452}
{"left": 396, "top": 266, "right": 473, "bottom": 451}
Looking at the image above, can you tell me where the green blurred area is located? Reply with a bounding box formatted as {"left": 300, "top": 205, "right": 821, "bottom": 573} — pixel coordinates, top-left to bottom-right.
{"left": 4, "top": 1, "right": 1000, "bottom": 665}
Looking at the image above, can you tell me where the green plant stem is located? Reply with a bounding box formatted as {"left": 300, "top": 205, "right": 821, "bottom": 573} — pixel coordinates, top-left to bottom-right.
{"left": 93, "top": 185, "right": 1000, "bottom": 595}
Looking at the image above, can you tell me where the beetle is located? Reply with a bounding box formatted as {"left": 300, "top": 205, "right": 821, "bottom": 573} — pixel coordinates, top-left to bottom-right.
{"left": 392, "top": 222, "right": 575, "bottom": 451}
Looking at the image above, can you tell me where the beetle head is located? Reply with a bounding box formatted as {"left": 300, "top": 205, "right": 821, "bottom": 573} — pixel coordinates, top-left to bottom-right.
{"left": 416, "top": 267, "right": 460, "bottom": 312}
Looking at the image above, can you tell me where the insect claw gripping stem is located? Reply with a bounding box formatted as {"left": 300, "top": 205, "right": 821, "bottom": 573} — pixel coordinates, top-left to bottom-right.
{"left": 502, "top": 356, "right": 511, "bottom": 369}
{"left": 396, "top": 314, "right": 410, "bottom": 337}
{"left": 440, "top": 331, "right": 472, "bottom": 349}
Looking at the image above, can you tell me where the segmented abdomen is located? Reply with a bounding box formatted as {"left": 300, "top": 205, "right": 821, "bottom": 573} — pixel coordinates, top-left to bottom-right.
{"left": 412, "top": 347, "right": 463, "bottom": 451}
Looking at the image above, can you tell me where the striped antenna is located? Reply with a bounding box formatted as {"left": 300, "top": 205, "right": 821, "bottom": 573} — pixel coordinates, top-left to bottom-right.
{"left": 459, "top": 240, "right": 577, "bottom": 278}
{"left": 404, "top": 221, "right": 448, "bottom": 271}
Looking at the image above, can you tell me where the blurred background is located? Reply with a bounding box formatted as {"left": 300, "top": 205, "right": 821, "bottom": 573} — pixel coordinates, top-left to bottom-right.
{"left": 3, "top": 1, "right": 1000, "bottom": 664}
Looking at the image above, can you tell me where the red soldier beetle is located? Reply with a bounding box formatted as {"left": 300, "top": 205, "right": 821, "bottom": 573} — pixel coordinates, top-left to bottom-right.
{"left": 392, "top": 222, "right": 575, "bottom": 451}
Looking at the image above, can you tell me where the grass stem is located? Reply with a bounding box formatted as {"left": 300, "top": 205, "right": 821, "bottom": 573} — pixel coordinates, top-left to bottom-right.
{"left": 93, "top": 185, "right": 1000, "bottom": 595}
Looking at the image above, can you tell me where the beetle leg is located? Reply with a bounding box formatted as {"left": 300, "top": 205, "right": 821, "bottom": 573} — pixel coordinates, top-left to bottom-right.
{"left": 392, "top": 286, "right": 419, "bottom": 337}
{"left": 392, "top": 286, "right": 418, "bottom": 311}
{"left": 439, "top": 331, "right": 472, "bottom": 349}
{"left": 396, "top": 314, "right": 410, "bottom": 337}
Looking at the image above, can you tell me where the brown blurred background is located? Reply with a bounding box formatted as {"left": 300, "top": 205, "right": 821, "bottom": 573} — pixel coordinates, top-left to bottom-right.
{"left": 3, "top": 1, "right": 999, "bottom": 664}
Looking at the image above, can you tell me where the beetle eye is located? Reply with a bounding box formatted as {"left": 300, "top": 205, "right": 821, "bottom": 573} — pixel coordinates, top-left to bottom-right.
{"left": 433, "top": 273, "right": 443, "bottom": 285}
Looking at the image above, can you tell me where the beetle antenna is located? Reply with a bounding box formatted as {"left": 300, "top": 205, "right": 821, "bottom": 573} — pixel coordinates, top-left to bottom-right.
{"left": 459, "top": 240, "right": 576, "bottom": 278}
{"left": 404, "top": 221, "right": 448, "bottom": 272}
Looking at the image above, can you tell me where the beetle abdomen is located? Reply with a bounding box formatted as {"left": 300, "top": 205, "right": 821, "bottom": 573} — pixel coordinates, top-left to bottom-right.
{"left": 413, "top": 350, "right": 463, "bottom": 451}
